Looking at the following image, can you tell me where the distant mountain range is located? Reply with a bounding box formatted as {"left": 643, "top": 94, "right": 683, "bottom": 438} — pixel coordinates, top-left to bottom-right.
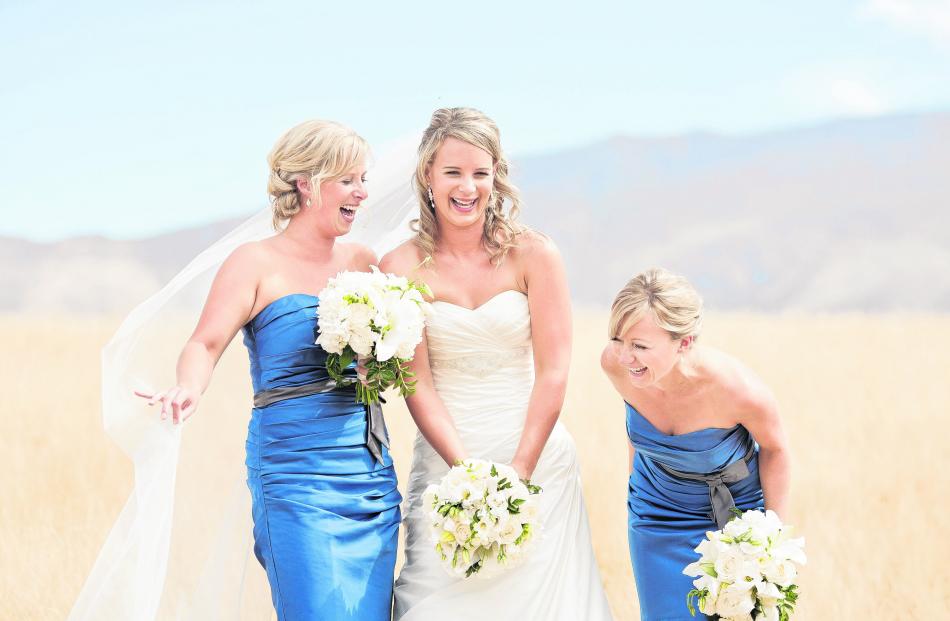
{"left": 3, "top": 111, "right": 948, "bottom": 314}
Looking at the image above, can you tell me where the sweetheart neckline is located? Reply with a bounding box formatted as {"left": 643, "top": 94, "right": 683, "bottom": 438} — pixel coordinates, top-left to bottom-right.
{"left": 430, "top": 289, "right": 526, "bottom": 312}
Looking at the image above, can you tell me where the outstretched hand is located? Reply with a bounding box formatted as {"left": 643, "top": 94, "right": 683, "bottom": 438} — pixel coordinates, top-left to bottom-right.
{"left": 134, "top": 386, "right": 200, "bottom": 424}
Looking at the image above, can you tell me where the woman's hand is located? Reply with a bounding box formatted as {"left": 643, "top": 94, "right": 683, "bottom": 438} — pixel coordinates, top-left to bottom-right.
{"left": 134, "top": 386, "right": 201, "bottom": 424}
{"left": 510, "top": 459, "right": 532, "bottom": 482}
{"left": 356, "top": 357, "right": 370, "bottom": 386}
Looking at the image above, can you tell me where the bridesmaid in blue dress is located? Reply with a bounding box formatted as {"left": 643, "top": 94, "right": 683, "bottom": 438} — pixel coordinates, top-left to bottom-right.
{"left": 600, "top": 268, "right": 791, "bottom": 621}
{"left": 137, "top": 120, "right": 401, "bottom": 620}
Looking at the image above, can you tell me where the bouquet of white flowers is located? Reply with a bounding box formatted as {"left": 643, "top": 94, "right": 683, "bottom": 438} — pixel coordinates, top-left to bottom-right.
{"left": 684, "top": 509, "right": 806, "bottom": 621}
{"left": 424, "top": 459, "right": 542, "bottom": 579}
{"left": 316, "top": 266, "right": 432, "bottom": 404}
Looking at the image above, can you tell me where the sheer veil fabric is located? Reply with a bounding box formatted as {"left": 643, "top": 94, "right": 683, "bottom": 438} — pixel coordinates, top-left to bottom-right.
{"left": 68, "top": 137, "right": 419, "bottom": 621}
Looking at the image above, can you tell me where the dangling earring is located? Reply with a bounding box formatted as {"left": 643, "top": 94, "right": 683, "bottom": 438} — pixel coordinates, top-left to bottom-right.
{"left": 427, "top": 186, "right": 436, "bottom": 211}
{"left": 305, "top": 196, "right": 312, "bottom": 208}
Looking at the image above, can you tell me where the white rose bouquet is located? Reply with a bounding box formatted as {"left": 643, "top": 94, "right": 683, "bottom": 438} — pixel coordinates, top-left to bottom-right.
{"left": 684, "top": 509, "right": 806, "bottom": 621}
{"left": 424, "top": 459, "right": 542, "bottom": 579}
{"left": 316, "top": 266, "right": 432, "bottom": 404}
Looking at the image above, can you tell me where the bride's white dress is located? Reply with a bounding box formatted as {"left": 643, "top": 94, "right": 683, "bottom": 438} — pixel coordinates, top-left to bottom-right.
{"left": 393, "top": 290, "right": 614, "bottom": 620}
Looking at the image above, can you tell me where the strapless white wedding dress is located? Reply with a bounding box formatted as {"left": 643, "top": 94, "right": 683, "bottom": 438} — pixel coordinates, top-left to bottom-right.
{"left": 393, "top": 290, "right": 613, "bottom": 620}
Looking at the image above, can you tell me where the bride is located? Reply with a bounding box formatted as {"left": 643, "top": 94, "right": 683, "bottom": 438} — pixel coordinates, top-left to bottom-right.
{"left": 380, "top": 107, "right": 613, "bottom": 620}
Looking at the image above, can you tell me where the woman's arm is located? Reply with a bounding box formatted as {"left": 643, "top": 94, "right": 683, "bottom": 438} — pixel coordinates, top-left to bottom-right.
{"left": 138, "top": 243, "right": 260, "bottom": 423}
{"left": 510, "top": 234, "right": 572, "bottom": 481}
{"left": 379, "top": 247, "right": 467, "bottom": 466}
{"left": 736, "top": 380, "right": 791, "bottom": 518}
{"left": 403, "top": 331, "right": 468, "bottom": 465}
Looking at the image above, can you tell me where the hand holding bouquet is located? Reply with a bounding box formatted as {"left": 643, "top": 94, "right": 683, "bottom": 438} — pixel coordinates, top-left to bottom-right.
{"left": 424, "top": 459, "right": 542, "bottom": 579}
{"left": 316, "top": 267, "right": 431, "bottom": 404}
{"left": 684, "top": 509, "right": 806, "bottom": 621}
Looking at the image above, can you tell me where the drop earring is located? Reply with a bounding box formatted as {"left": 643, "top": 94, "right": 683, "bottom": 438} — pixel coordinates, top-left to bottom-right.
{"left": 427, "top": 186, "right": 435, "bottom": 211}
{"left": 305, "top": 196, "right": 312, "bottom": 208}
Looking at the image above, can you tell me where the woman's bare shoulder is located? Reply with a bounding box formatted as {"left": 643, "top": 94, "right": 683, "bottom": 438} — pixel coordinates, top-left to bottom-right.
{"left": 700, "top": 347, "right": 776, "bottom": 415}
{"left": 379, "top": 239, "right": 424, "bottom": 274}
{"left": 336, "top": 241, "right": 378, "bottom": 270}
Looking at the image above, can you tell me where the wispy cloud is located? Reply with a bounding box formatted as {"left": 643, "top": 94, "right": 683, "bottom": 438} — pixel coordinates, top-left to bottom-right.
{"left": 862, "top": 0, "right": 950, "bottom": 48}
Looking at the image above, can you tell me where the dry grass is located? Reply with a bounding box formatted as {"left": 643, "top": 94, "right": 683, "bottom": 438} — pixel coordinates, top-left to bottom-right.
{"left": 3, "top": 312, "right": 948, "bottom": 619}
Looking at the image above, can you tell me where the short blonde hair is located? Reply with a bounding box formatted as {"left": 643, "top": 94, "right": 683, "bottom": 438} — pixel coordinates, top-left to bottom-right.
{"left": 608, "top": 268, "right": 704, "bottom": 341}
{"left": 266, "top": 120, "right": 368, "bottom": 230}
{"left": 412, "top": 107, "right": 524, "bottom": 264}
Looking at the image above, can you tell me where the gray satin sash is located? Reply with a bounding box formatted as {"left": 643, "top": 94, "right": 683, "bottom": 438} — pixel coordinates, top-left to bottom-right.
{"left": 657, "top": 443, "right": 756, "bottom": 529}
{"left": 253, "top": 379, "right": 390, "bottom": 466}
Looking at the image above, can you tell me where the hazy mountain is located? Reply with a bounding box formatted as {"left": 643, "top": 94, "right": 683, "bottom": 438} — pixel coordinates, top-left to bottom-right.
{"left": 3, "top": 111, "right": 948, "bottom": 314}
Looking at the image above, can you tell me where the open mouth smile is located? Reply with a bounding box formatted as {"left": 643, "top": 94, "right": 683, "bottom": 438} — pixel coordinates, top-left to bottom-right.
{"left": 450, "top": 197, "right": 477, "bottom": 212}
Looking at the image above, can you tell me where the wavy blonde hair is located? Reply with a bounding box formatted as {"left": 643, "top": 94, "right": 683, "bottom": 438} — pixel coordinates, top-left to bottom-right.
{"left": 608, "top": 268, "right": 705, "bottom": 342}
{"left": 412, "top": 107, "right": 524, "bottom": 264}
{"left": 266, "top": 120, "right": 369, "bottom": 230}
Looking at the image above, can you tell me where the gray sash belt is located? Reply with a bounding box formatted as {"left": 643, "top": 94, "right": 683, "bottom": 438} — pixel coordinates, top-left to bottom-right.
{"left": 656, "top": 443, "right": 756, "bottom": 529}
{"left": 253, "top": 378, "right": 390, "bottom": 466}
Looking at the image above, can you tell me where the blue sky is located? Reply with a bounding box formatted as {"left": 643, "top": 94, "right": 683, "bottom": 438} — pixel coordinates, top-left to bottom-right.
{"left": 2, "top": 0, "right": 949, "bottom": 241}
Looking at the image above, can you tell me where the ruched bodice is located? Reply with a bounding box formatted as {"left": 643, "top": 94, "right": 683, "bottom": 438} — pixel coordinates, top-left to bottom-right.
{"left": 242, "top": 294, "right": 354, "bottom": 393}
{"left": 625, "top": 402, "right": 753, "bottom": 474}
{"left": 241, "top": 293, "right": 401, "bottom": 621}
{"left": 394, "top": 290, "right": 613, "bottom": 621}
{"left": 424, "top": 290, "right": 535, "bottom": 419}
{"left": 426, "top": 290, "right": 533, "bottom": 366}
{"left": 624, "top": 401, "right": 764, "bottom": 621}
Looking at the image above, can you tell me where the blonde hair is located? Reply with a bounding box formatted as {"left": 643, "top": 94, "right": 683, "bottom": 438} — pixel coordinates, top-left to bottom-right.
{"left": 266, "top": 120, "right": 369, "bottom": 230}
{"left": 412, "top": 107, "right": 524, "bottom": 264}
{"left": 608, "top": 268, "right": 704, "bottom": 342}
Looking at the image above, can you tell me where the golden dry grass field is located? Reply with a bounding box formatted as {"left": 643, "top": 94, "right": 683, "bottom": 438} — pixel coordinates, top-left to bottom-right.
{"left": 3, "top": 312, "right": 949, "bottom": 619}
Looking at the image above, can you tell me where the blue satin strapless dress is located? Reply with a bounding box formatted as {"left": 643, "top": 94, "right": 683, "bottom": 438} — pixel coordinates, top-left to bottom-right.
{"left": 243, "top": 294, "right": 402, "bottom": 621}
{"left": 625, "top": 401, "right": 764, "bottom": 621}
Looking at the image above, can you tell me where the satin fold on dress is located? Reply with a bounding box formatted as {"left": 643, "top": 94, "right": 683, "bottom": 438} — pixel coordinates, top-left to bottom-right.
{"left": 243, "top": 294, "right": 402, "bottom": 621}
{"left": 625, "top": 401, "right": 764, "bottom": 621}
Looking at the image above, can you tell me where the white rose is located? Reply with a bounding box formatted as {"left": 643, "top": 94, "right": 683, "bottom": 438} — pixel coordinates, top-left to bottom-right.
{"left": 715, "top": 585, "right": 755, "bottom": 618}
{"left": 453, "top": 521, "right": 472, "bottom": 545}
{"left": 762, "top": 559, "right": 797, "bottom": 587}
{"left": 316, "top": 330, "right": 347, "bottom": 355}
{"left": 348, "top": 325, "right": 376, "bottom": 357}
{"left": 497, "top": 520, "right": 522, "bottom": 545}
{"left": 714, "top": 547, "right": 744, "bottom": 583}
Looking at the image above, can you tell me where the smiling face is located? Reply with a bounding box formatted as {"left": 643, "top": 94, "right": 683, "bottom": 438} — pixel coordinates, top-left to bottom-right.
{"left": 426, "top": 137, "right": 495, "bottom": 230}
{"left": 298, "top": 164, "right": 368, "bottom": 237}
{"left": 610, "top": 311, "right": 693, "bottom": 388}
